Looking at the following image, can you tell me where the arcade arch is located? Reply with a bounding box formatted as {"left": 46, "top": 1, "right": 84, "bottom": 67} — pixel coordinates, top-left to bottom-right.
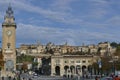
{"left": 76, "top": 65, "right": 81, "bottom": 75}
{"left": 64, "top": 65, "right": 69, "bottom": 74}
{"left": 55, "top": 66, "right": 60, "bottom": 75}
{"left": 82, "top": 65, "right": 87, "bottom": 76}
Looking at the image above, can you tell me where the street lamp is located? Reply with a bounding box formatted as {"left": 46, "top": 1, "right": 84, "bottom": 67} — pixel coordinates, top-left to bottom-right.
{"left": 97, "top": 58, "right": 102, "bottom": 76}
{"left": 109, "top": 60, "right": 114, "bottom": 74}
{"left": 109, "top": 56, "right": 118, "bottom": 75}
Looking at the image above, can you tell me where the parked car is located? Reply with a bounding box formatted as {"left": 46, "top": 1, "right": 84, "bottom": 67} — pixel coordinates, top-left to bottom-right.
{"left": 101, "top": 77, "right": 113, "bottom": 80}
{"left": 33, "top": 73, "right": 38, "bottom": 78}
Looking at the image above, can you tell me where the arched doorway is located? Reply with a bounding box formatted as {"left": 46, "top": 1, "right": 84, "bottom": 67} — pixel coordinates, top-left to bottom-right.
{"left": 70, "top": 65, "right": 75, "bottom": 77}
{"left": 76, "top": 65, "right": 81, "bottom": 75}
{"left": 88, "top": 65, "right": 92, "bottom": 75}
{"left": 70, "top": 65, "right": 75, "bottom": 74}
{"left": 82, "top": 65, "right": 87, "bottom": 77}
{"left": 55, "top": 66, "right": 60, "bottom": 75}
{"left": 64, "top": 65, "right": 69, "bottom": 76}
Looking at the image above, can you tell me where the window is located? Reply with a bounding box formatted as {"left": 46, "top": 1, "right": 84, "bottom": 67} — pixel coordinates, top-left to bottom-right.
{"left": 76, "top": 60, "right": 80, "bottom": 63}
{"left": 71, "top": 61, "right": 74, "bottom": 63}
{"left": 88, "top": 60, "right": 91, "bottom": 63}
{"left": 56, "top": 59, "right": 60, "bottom": 64}
{"left": 64, "top": 60, "right": 68, "bottom": 63}
{"left": 7, "top": 43, "right": 11, "bottom": 49}
{"left": 82, "top": 60, "right": 86, "bottom": 63}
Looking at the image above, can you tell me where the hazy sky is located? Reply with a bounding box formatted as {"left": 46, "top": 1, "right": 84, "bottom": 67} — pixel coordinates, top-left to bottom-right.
{"left": 0, "top": 0, "right": 120, "bottom": 47}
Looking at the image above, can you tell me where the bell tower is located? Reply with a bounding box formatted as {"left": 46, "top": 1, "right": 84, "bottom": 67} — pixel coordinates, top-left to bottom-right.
{"left": 1, "top": 5, "right": 17, "bottom": 77}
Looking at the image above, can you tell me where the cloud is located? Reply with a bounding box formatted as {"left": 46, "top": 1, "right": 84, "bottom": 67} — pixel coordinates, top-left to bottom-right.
{"left": 17, "top": 23, "right": 74, "bottom": 39}
{"left": 16, "top": 23, "right": 120, "bottom": 46}
{"left": 106, "top": 16, "right": 120, "bottom": 26}
{"left": 16, "top": 23, "right": 80, "bottom": 45}
{"left": 0, "top": 0, "right": 105, "bottom": 26}
{"left": 91, "top": 0, "right": 109, "bottom": 5}
{"left": 0, "top": 13, "right": 4, "bottom": 20}
{"left": 50, "top": 0, "right": 76, "bottom": 11}
{"left": 0, "top": 0, "right": 83, "bottom": 26}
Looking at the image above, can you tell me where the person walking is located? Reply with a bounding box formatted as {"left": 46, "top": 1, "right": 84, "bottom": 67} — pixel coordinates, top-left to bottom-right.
{"left": 113, "top": 75, "right": 120, "bottom": 80}
{"left": 2, "top": 76, "right": 4, "bottom": 80}
{"left": 95, "top": 76, "right": 99, "bottom": 80}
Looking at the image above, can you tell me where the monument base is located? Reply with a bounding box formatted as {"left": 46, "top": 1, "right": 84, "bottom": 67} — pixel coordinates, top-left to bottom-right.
{"left": 1, "top": 70, "right": 15, "bottom": 78}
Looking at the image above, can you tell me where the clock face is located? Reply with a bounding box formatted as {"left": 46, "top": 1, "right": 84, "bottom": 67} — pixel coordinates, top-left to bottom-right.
{"left": 6, "top": 30, "right": 12, "bottom": 36}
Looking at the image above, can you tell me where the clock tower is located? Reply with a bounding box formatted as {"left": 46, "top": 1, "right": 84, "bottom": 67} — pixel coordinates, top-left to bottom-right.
{"left": 1, "top": 5, "right": 16, "bottom": 76}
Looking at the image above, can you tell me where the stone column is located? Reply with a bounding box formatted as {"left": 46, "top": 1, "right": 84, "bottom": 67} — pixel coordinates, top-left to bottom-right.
{"left": 51, "top": 59, "right": 55, "bottom": 76}
{"left": 80, "top": 68, "right": 82, "bottom": 76}
{"left": 59, "top": 58, "right": 65, "bottom": 76}
{"left": 74, "top": 66, "right": 76, "bottom": 75}
{"left": 60, "top": 64, "right": 64, "bottom": 76}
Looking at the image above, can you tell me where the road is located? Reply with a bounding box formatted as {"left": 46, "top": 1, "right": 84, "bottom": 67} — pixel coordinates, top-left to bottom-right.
{"left": 20, "top": 73, "right": 95, "bottom": 80}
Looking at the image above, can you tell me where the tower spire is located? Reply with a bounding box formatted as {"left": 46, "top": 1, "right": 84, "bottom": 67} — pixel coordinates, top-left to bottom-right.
{"left": 5, "top": 3, "right": 14, "bottom": 18}
{"left": 2, "top": 4, "right": 16, "bottom": 28}
{"left": 9, "top": 2, "right": 11, "bottom": 7}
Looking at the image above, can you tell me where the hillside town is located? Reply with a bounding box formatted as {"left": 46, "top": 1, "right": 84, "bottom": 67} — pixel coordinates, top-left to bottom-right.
{"left": 17, "top": 42, "right": 116, "bottom": 56}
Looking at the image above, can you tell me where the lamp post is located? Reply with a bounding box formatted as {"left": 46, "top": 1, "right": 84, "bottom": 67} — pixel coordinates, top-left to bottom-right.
{"left": 17, "top": 52, "right": 22, "bottom": 80}
{"left": 112, "top": 56, "right": 118, "bottom": 75}
{"left": 109, "top": 56, "right": 118, "bottom": 75}
{"left": 112, "top": 60, "right": 115, "bottom": 74}
{"left": 97, "top": 58, "right": 102, "bottom": 76}
{"left": 109, "top": 60, "right": 114, "bottom": 75}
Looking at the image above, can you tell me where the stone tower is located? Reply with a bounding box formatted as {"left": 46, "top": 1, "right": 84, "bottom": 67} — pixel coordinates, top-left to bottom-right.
{"left": 1, "top": 5, "right": 17, "bottom": 77}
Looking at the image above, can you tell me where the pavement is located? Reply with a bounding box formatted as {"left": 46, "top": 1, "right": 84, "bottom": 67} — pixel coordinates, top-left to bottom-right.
{"left": 20, "top": 74, "right": 95, "bottom": 80}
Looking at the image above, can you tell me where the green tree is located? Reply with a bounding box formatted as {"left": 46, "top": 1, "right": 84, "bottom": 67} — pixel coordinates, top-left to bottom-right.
{"left": 111, "top": 42, "right": 118, "bottom": 47}
{"left": 32, "top": 62, "right": 38, "bottom": 69}
{"left": 16, "top": 54, "right": 34, "bottom": 63}
{"left": 101, "top": 57, "right": 112, "bottom": 75}
{"left": 92, "top": 62, "right": 99, "bottom": 75}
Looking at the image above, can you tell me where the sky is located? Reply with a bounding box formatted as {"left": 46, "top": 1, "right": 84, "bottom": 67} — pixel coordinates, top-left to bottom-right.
{"left": 0, "top": 0, "right": 120, "bottom": 47}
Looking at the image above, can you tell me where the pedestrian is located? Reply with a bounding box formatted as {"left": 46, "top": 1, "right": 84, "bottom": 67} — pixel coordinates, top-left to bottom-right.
{"left": 113, "top": 75, "right": 120, "bottom": 80}
{"left": 13, "top": 77, "right": 16, "bottom": 80}
{"left": 2, "top": 76, "right": 4, "bottom": 80}
{"left": 8, "top": 76, "right": 11, "bottom": 80}
{"left": 95, "top": 76, "right": 99, "bottom": 80}
{"left": 22, "top": 77, "right": 25, "bottom": 80}
{"left": 29, "top": 78, "right": 32, "bottom": 80}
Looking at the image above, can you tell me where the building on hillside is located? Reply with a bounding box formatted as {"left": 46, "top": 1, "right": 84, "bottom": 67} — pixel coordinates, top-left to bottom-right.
{"left": 88, "top": 45, "right": 98, "bottom": 54}
{"left": 98, "top": 42, "right": 116, "bottom": 56}
{"left": 18, "top": 44, "right": 46, "bottom": 54}
{"left": 18, "top": 41, "right": 116, "bottom": 57}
